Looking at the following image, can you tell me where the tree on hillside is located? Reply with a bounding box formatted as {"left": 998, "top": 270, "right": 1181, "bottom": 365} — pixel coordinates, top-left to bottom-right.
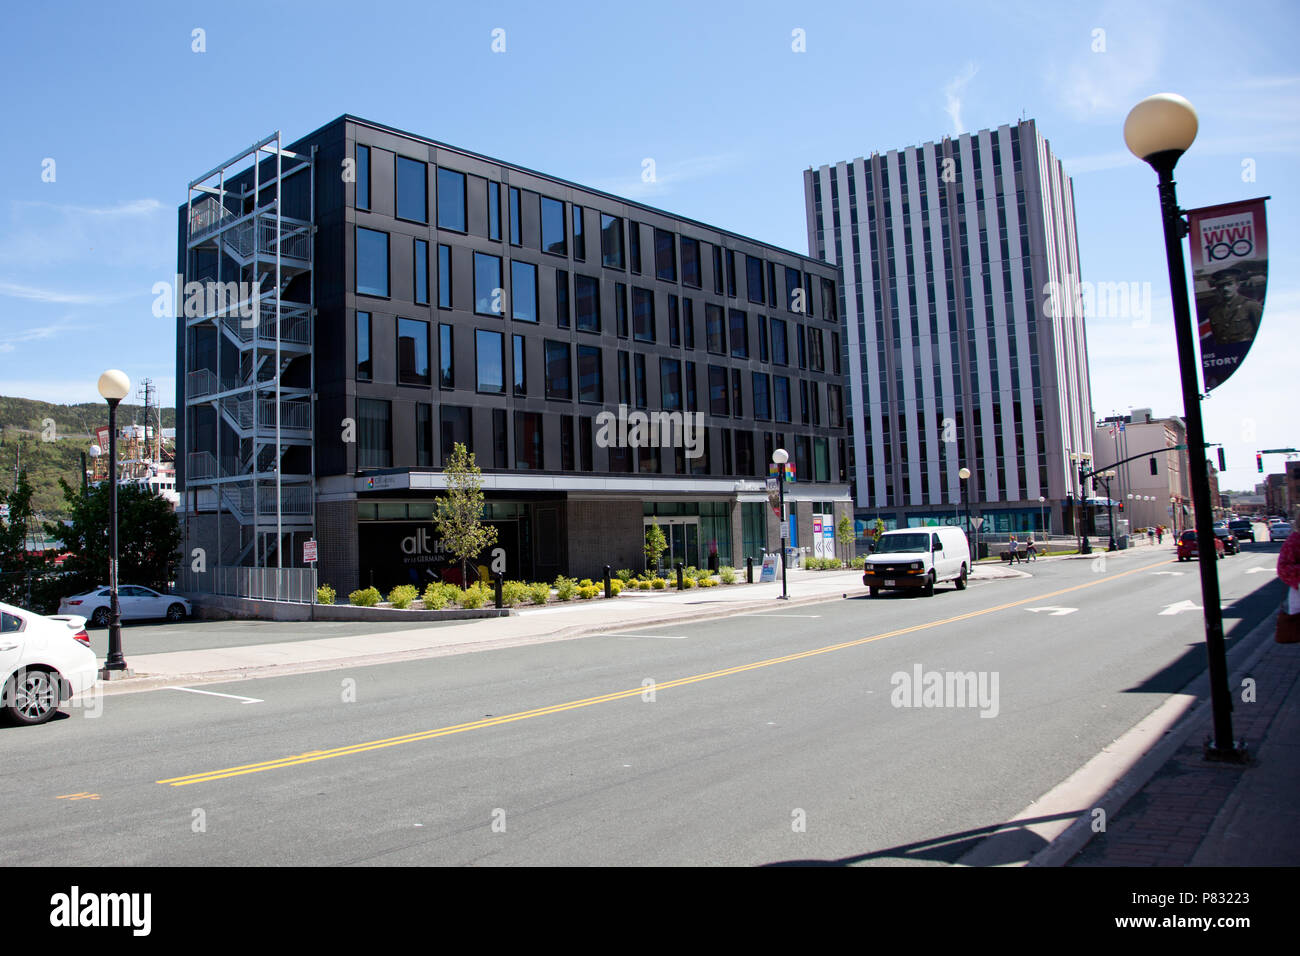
{"left": 433, "top": 443, "right": 498, "bottom": 586}
{"left": 38, "top": 478, "right": 181, "bottom": 608}
{"left": 0, "top": 470, "right": 41, "bottom": 606}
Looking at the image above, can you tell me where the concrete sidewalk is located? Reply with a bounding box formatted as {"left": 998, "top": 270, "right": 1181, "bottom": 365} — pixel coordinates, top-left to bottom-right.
{"left": 96, "top": 564, "right": 1019, "bottom": 693}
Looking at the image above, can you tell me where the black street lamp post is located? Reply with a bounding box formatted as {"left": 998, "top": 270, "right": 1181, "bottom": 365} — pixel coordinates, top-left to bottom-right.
{"left": 959, "top": 467, "right": 971, "bottom": 545}
{"left": 1125, "top": 93, "right": 1239, "bottom": 760}
{"left": 772, "top": 448, "right": 790, "bottom": 600}
{"left": 97, "top": 369, "right": 132, "bottom": 679}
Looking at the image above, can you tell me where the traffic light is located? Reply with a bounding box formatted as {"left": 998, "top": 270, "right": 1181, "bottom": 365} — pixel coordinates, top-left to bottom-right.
{"left": 1257, "top": 453, "right": 1264, "bottom": 473}
{"left": 1118, "top": 501, "right": 1124, "bottom": 512}
{"left": 1218, "top": 448, "right": 1227, "bottom": 472}
{"left": 1149, "top": 457, "right": 1158, "bottom": 476}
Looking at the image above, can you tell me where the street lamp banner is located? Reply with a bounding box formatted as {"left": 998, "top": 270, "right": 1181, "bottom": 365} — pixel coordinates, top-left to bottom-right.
{"left": 1187, "top": 197, "right": 1269, "bottom": 393}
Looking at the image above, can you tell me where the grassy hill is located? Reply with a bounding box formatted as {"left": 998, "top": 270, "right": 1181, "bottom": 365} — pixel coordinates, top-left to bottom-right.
{"left": 0, "top": 396, "right": 176, "bottom": 521}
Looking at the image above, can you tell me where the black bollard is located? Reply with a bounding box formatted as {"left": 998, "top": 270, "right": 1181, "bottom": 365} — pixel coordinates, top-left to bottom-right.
{"left": 746, "top": 556, "right": 754, "bottom": 584}
{"left": 604, "top": 565, "right": 612, "bottom": 599}
{"left": 494, "top": 571, "right": 503, "bottom": 609}
{"left": 675, "top": 562, "right": 684, "bottom": 590}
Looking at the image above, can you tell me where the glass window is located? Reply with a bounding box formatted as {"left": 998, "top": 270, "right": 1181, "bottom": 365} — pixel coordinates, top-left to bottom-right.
{"left": 398, "top": 318, "right": 430, "bottom": 386}
{"left": 618, "top": 350, "right": 630, "bottom": 405}
{"left": 633, "top": 287, "right": 655, "bottom": 342}
{"left": 831, "top": 331, "right": 840, "bottom": 374}
{"left": 357, "top": 398, "right": 391, "bottom": 469}
{"left": 821, "top": 277, "right": 837, "bottom": 322}
{"left": 601, "top": 214, "right": 624, "bottom": 268}
{"left": 828, "top": 383, "right": 843, "bottom": 427}
{"left": 416, "top": 404, "right": 434, "bottom": 467}
{"left": 634, "top": 353, "right": 647, "bottom": 409}
{"left": 561, "top": 416, "right": 575, "bottom": 471}
{"left": 475, "top": 329, "right": 505, "bottom": 393}
{"left": 786, "top": 267, "right": 803, "bottom": 314}
{"left": 746, "top": 255, "right": 764, "bottom": 303}
{"left": 511, "top": 260, "right": 538, "bottom": 322}
{"left": 542, "top": 197, "right": 566, "bottom": 255}
{"left": 414, "top": 239, "right": 429, "bottom": 304}
{"left": 615, "top": 282, "right": 628, "bottom": 338}
{"left": 731, "top": 368, "right": 743, "bottom": 418}
{"left": 729, "top": 310, "right": 748, "bottom": 359}
{"left": 771, "top": 317, "right": 788, "bottom": 365}
{"left": 736, "top": 430, "right": 754, "bottom": 478}
{"left": 439, "top": 323, "right": 453, "bottom": 388}
{"left": 681, "top": 237, "right": 700, "bottom": 288}
{"left": 800, "top": 379, "right": 809, "bottom": 424}
{"left": 439, "top": 405, "right": 472, "bottom": 460}
{"left": 580, "top": 416, "right": 593, "bottom": 471}
{"left": 356, "top": 227, "right": 389, "bottom": 297}
{"left": 752, "top": 372, "right": 770, "bottom": 420}
{"left": 660, "top": 358, "right": 682, "bottom": 411}
{"left": 356, "top": 145, "right": 370, "bottom": 210}
{"left": 513, "top": 334, "right": 527, "bottom": 396}
{"left": 396, "top": 156, "right": 427, "bottom": 222}
{"left": 509, "top": 187, "right": 521, "bottom": 245}
{"left": 475, "top": 252, "right": 503, "bottom": 315}
{"left": 629, "top": 221, "right": 641, "bottom": 273}
{"left": 438, "top": 244, "right": 452, "bottom": 309}
{"left": 767, "top": 261, "right": 777, "bottom": 307}
{"left": 495, "top": 409, "right": 508, "bottom": 468}
{"left": 575, "top": 275, "right": 600, "bottom": 332}
{"left": 545, "top": 340, "right": 571, "bottom": 400}
{"left": 774, "top": 376, "right": 791, "bottom": 422}
{"left": 578, "top": 345, "right": 602, "bottom": 404}
{"left": 726, "top": 250, "right": 737, "bottom": 297}
{"left": 797, "top": 324, "right": 807, "bottom": 369}
{"left": 655, "top": 229, "right": 677, "bottom": 282}
{"left": 436, "top": 168, "right": 466, "bottom": 231}
{"left": 556, "top": 269, "right": 569, "bottom": 328}
{"left": 758, "top": 315, "right": 769, "bottom": 362}
{"left": 356, "top": 314, "right": 371, "bottom": 382}
{"left": 712, "top": 244, "right": 724, "bottom": 294}
{"left": 708, "top": 365, "right": 729, "bottom": 416}
{"left": 705, "top": 304, "right": 726, "bottom": 354}
{"left": 572, "top": 205, "right": 585, "bottom": 260}
{"left": 488, "top": 182, "right": 501, "bottom": 241}
{"left": 683, "top": 298, "right": 695, "bottom": 349}
{"left": 668, "top": 295, "right": 680, "bottom": 347}
{"left": 685, "top": 360, "right": 698, "bottom": 412}
{"left": 814, "top": 437, "right": 830, "bottom": 482}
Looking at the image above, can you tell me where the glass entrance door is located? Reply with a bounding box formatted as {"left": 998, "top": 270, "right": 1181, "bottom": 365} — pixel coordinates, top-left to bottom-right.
{"left": 647, "top": 518, "right": 700, "bottom": 571}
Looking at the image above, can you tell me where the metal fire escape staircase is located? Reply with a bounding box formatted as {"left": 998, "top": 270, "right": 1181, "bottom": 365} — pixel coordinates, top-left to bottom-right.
{"left": 182, "top": 132, "right": 316, "bottom": 572}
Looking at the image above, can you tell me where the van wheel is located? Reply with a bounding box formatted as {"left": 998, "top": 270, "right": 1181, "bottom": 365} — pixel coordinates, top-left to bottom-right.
{"left": 923, "top": 572, "right": 935, "bottom": 597}
{"left": 955, "top": 564, "right": 968, "bottom": 590}
{"left": 869, "top": 586, "right": 879, "bottom": 597}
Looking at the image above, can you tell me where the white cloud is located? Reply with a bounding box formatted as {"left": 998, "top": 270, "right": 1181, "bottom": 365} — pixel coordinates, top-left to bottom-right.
{"left": 586, "top": 153, "right": 741, "bottom": 200}
{"left": 0, "top": 280, "right": 128, "bottom": 305}
{"left": 1045, "top": 4, "right": 1165, "bottom": 121}
{"left": 943, "top": 63, "right": 979, "bottom": 136}
{"left": 0, "top": 197, "right": 172, "bottom": 269}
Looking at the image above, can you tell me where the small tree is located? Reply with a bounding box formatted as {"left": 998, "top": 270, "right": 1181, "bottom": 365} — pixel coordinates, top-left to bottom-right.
{"left": 0, "top": 470, "right": 41, "bottom": 606}
{"left": 433, "top": 442, "right": 498, "bottom": 586}
{"left": 835, "top": 514, "right": 854, "bottom": 567}
{"left": 644, "top": 521, "right": 667, "bottom": 572}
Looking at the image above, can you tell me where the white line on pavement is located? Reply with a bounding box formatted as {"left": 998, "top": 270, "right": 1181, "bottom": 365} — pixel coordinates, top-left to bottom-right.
{"left": 742, "top": 614, "right": 824, "bottom": 618}
{"left": 608, "top": 633, "right": 690, "bottom": 639}
{"left": 164, "top": 686, "right": 264, "bottom": 704}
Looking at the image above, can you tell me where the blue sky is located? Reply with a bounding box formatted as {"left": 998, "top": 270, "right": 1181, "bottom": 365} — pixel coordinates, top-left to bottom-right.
{"left": 1, "top": 0, "right": 1296, "bottom": 489}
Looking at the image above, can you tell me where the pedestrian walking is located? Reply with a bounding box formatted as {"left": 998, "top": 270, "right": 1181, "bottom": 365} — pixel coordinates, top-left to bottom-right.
{"left": 1276, "top": 509, "right": 1300, "bottom": 643}
{"left": 1156, "top": 525, "right": 1164, "bottom": 545}
{"left": 1026, "top": 533, "right": 1038, "bottom": 561}
{"left": 1007, "top": 532, "right": 1021, "bottom": 564}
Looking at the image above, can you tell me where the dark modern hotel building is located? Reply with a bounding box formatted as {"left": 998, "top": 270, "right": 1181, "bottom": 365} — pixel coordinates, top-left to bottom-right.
{"left": 177, "top": 116, "right": 849, "bottom": 597}
{"left": 805, "top": 119, "right": 1095, "bottom": 534}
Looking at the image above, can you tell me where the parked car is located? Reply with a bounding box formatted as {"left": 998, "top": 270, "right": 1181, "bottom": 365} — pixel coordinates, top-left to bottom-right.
{"left": 862, "top": 526, "right": 970, "bottom": 597}
{"left": 1270, "top": 521, "right": 1293, "bottom": 543}
{"left": 59, "top": 586, "right": 191, "bottom": 626}
{"left": 1213, "top": 527, "right": 1240, "bottom": 555}
{"left": 1176, "top": 529, "right": 1225, "bottom": 561}
{"left": 1228, "top": 518, "right": 1255, "bottom": 542}
{"left": 1, "top": 601, "right": 98, "bottom": 725}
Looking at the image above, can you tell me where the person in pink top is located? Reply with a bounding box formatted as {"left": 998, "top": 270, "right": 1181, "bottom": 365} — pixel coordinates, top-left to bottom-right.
{"left": 1279, "top": 509, "right": 1300, "bottom": 614}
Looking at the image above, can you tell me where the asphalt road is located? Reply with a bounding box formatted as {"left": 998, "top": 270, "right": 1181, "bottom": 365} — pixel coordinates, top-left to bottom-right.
{"left": 82, "top": 617, "right": 460, "bottom": 658}
{"left": 2, "top": 543, "right": 1286, "bottom": 866}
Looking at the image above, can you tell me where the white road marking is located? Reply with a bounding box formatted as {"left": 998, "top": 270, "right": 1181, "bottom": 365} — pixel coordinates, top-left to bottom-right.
{"left": 743, "top": 613, "right": 824, "bottom": 618}
{"left": 609, "top": 633, "right": 690, "bottom": 639}
{"left": 1026, "top": 606, "right": 1078, "bottom": 616}
{"left": 1244, "top": 567, "right": 1272, "bottom": 575}
{"left": 164, "top": 686, "right": 263, "bottom": 704}
{"left": 1153, "top": 571, "right": 1184, "bottom": 576}
{"left": 1158, "top": 600, "right": 1229, "bottom": 616}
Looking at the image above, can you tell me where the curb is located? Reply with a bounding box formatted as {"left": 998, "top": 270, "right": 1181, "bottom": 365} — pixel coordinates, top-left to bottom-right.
{"left": 954, "top": 601, "right": 1279, "bottom": 868}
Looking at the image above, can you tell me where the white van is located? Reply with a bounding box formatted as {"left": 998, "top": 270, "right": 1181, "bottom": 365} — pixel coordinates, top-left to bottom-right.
{"left": 862, "top": 526, "right": 971, "bottom": 597}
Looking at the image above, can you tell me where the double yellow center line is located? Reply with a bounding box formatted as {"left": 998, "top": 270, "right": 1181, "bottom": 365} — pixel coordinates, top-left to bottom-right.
{"left": 158, "top": 558, "right": 1171, "bottom": 787}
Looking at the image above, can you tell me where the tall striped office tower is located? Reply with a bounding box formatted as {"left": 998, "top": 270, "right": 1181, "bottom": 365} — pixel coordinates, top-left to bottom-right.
{"left": 805, "top": 120, "right": 1095, "bottom": 535}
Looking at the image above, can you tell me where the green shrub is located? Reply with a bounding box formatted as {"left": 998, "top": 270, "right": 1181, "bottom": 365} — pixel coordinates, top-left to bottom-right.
{"left": 719, "top": 567, "right": 737, "bottom": 585}
{"left": 699, "top": 577, "right": 718, "bottom": 587}
{"left": 577, "top": 584, "right": 601, "bottom": 600}
{"left": 317, "top": 584, "right": 337, "bottom": 605}
{"left": 422, "top": 582, "right": 452, "bottom": 610}
{"left": 578, "top": 578, "right": 595, "bottom": 588}
{"left": 459, "top": 583, "right": 488, "bottom": 609}
{"left": 608, "top": 579, "right": 623, "bottom": 596}
{"left": 683, "top": 576, "right": 697, "bottom": 589}
{"left": 349, "top": 587, "right": 381, "bottom": 607}
{"left": 387, "top": 584, "right": 418, "bottom": 609}
{"left": 528, "top": 582, "right": 551, "bottom": 605}
{"left": 502, "top": 580, "right": 530, "bottom": 606}
{"left": 553, "top": 576, "right": 578, "bottom": 601}
{"left": 651, "top": 577, "right": 668, "bottom": 590}
{"left": 615, "top": 569, "right": 634, "bottom": 583}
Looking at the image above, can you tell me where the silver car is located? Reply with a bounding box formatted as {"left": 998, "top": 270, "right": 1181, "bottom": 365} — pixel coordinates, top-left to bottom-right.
{"left": 1270, "top": 522, "right": 1292, "bottom": 543}
{"left": 59, "top": 586, "right": 192, "bottom": 626}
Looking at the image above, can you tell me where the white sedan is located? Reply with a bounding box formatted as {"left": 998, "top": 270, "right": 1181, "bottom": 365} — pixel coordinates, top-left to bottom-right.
{"left": 1271, "top": 522, "right": 1293, "bottom": 542}
{"left": 59, "top": 586, "right": 192, "bottom": 625}
{"left": 1, "top": 602, "right": 99, "bottom": 725}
